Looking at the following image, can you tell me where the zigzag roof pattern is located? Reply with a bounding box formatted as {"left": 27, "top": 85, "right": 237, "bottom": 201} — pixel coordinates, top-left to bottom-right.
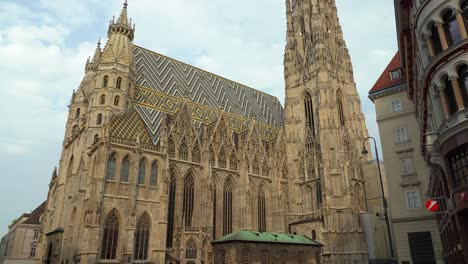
{"left": 132, "top": 46, "right": 284, "bottom": 143}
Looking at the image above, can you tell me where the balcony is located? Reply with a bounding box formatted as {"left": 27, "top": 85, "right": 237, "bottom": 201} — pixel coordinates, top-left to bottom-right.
{"left": 438, "top": 109, "right": 468, "bottom": 145}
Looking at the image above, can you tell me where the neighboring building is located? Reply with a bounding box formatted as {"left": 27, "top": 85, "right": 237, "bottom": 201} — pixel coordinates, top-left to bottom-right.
{"left": 369, "top": 53, "right": 444, "bottom": 263}
{"left": 0, "top": 202, "right": 45, "bottom": 264}
{"left": 36, "top": 1, "right": 376, "bottom": 263}
{"left": 395, "top": 0, "right": 468, "bottom": 263}
{"left": 211, "top": 230, "right": 322, "bottom": 264}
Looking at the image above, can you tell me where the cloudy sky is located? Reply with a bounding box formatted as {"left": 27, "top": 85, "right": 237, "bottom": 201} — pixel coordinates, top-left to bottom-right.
{"left": 0, "top": 0, "right": 397, "bottom": 235}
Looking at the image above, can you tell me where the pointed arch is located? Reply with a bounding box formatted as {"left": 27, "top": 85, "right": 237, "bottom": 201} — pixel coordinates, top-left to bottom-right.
{"left": 183, "top": 172, "right": 195, "bottom": 227}
{"left": 100, "top": 94, "right": 106, "bottom": 105}
{"left": 116, "top": 77, "right": 122, "bottom": 89}
{"left": 138, "top": 158, "right": 146, "bottom": 185}
{"left": 304, "top": 91, "right": 315, "bottom": 135}
{"left": 75, "top": 108, "right": 80, "bottom": 119}
{"left": 229, "top": 151, "right": 238, "bottom": 171}
{"left": 97, "top": 114, "right": 103, "bottom": 125}
{"left": 179, "top": 138, "right": 188, "bottom": 161}
{"left": 258, "top": 186, "right": 267, "bottom": 232}
{"left": 101, "top": 209, "right": 119, "bottom": 260}
{"left": 336, "top": 89, "right": 345, "bottom": 126}
{"left": 120, "top": 155, "right": 130, "bottom": 182}
{"left": 192, "top": 142, "right": 201, "bottom": 163}
{"left": 168, "top": 136, "right": 175, "bottom": 158}
{"left": 114, "top": 96, "right": 120, "bottom": 106}
{"left": 218, "top": 146, "right": 227, "bottom": 168}
{"left": 103, "top": 75, "right": 109, "bottom": 87}
{"left": 106, "top": 153, "right": 116, "bottom": 180}
{"left": 150, "top": 161, "right": 158, "bottom": 186}
{"left": 166, "top": 167, "right": 177, "bottom": 247}
{"left": 134, "top": 212, "right": 150, "bottom": 260}
{"left": 223, "top": 178, "right": 233, "bottom": 235}
{"left": 185, "top": 239, "right": 197, "bottom": 260}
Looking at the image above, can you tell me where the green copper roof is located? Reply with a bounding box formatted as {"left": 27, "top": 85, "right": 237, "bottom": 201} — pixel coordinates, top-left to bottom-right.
{"left": 212, "top": 230, "right": 322, "bottom": 246}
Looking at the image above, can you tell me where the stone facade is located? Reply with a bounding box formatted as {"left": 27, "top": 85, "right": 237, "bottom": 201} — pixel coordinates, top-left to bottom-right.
{"left": 36, "top": 1, "right": 374, "bottom": 264}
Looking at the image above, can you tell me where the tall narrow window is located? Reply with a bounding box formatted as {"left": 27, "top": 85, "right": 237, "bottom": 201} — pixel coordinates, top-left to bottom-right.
{"left": 138, "top": 159, "right": 146, "bottom": 185}
{"left": 457, "top": 65, "right": 468, "bottom": 107}
{"left": 185, "top": 240, "right": 197, "bottom": 260}
{"left": 223, "top": 179, "right": 233, "bottom": 235}
{"left": 443, "top": 9, "right": 461, "bottom": 46}
{"left": 106, "top": 153, "right": 116, "bottom": 180}
{"left": 252, "top": 156, "right": 260, "bottom": 175}
{"left": 179, "top": 139, "right": 188, "bottom": 161}
{"left": 183, "top": 173, "right": 195, "bottom": 227}
{"left": 431, "top": 23, "right": 443, "bottom": 54}
{"left": 166, "top": 169, "right": 177, "bottom": 247}
{"left": 316, "top": 182, "right": 323, "bottom": 208}
{"left": 443, "top": 75, "right": 459, "bottom": 114}
{"left": 116, "top": 77, "right": 122, "bottom": 89}
{"left": 134, "top": 213, "right": 150, "bottom": 260}
{"left": 210, "top": 147, "right": 216, "bottom": 166}
{"left": 262, "top": 160, "right": 269, "bottom": 177}
{"left": 406, "top": 190, "right": 421, "bottom": 209}
{"left": 230, "top": 151, "right": 237, "bottom": 170}
{"left": 463, "top": 1, "right": 468, "bottom": 30}
{"left": 218, "top": 147, "right": 226, "bottom": 168}
{"left": 192, "top": 143, "right": 201, "bottom": 163}
{"left": 168, "top": 136, "right": 175, "bottom": 158}
{"left": 150, "top": 161, "right": 158, "bottom": 186}
{"left": 336, "top": 89, "right": 345, "bottom": 126}
{"left": 75, "top": 108, "right": 80, "bottom": 119}
{"left": 101, "top": 209, "right": 119, "bottom": 260}
{"left": 103, "top": 76, "right": 109, "bottom": 88}
{"left": 304, "top": 92, "right": 315, "bottom": 135}
{"left": 312, "top": 230, "right": 317, "bottom": 240}
{"left": 212, "top": 184, "right": 217, "bottom": 239}
{"left": 114, "top": 96, "right": 120, "bottom": 107}
{"left": 97, "top": 114, "right": 103, "bottom": 125}
{"left": 120, "top": 156, "right": 130, "bottom": 182}
{"left": 100, "top": 95, "right": 106, "bottom": 105}
{"left": 258, "top": 188, "right": 266, "bottom": 232}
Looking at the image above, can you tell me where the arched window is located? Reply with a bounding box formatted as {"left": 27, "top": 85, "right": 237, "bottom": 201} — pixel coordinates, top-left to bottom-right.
{"left": 75, "top": 108, "right": 80, "bottom": 119}
{"left": 106, "top": 153, "right": 116, "bottom": 180}
{"left": 457, "top": 65, "right": 468, "bottom": 107}
{"left": 230, "top": 151, "right": 238, "bottom": 170}
{"left": 120, "top": 156, "right": 130, "bottom": 182}
{"left": 311, "top": 230, "right": 317, "bottom": 240}
{"left": 443, "top": 9, "right": 461, "bottom": 46}
{"left": 336, "top": 89, "right": 345, "bottom": 126}
{"left": 103, "top": 76, "right": 109, "bottom": 88}
{"left": 94, "top": 134, "right": 100, "bottom": 143}
{"left": 431, "top": 22, "right": 443, "bottom": 54}
{"left": 262, "top": 160, "right": 269, "bottom": 177}
{"left": 179, "top": 139, "right": 188, "bottom": 161}
{"left": 443, "top": 75, "right": 458, "bottom": 114}
{"left": 166, "top": 169, "right": 177, "bottom": 247}
{"left": 316, "top": 182, "right": 323, "bottom": 209}
{"left": 96, "top": 114, "right": 103, "bottom": 125}
{"left": 101, "top": 209, "right": 119, "bottom": 260}
{"left": 183, "top": 173, "right": 195, "bottom": 227}
{"left": 114, "top": 96, "right": 120, "bottom": 107}
{"left": 138, "top": 159, "right": 146, "bottom": 185}
{"left": 463, "top": 1, "right": 468, "bottom": 30}
{"left": 168, "top": 136, "right": 175, "bottom": 158}
{"left": 252, "top": 156, "right": 260, "bottom": 175}
{"left": 185, "top": 240, "right": 197, "bottom": 260}
{"left": 223, "top": 179, "right": 233, "bottom": 235}
{"left": 192, "top": 143, "right": 201, "bottom": 163}
{"left": 258, "top": 187, "right": 266, "bottom": 232}
{"left": 304, "top": 92, "right": 315, "bottom": 135}
{"left": 150, "top": 161, "right": 158, "bottom": 186}
{"left": 134, "top": 213, "right": 150, "bottom": 260}
{"left": 116, "top": 77, "right": 122, "bottom": 89}
{"left": 100, "top": 94, "right": 106, "bottom": 105}
{"left": 218, "top": 147, "right": 226, "bottom": 168}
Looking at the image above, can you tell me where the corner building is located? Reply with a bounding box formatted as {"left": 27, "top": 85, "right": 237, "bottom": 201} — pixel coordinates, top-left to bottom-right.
{"left": 395, "top": 0, "right": 468, "bottom": 263}
{"left": 37, "top": 1, "right": 372, "bottom": 263}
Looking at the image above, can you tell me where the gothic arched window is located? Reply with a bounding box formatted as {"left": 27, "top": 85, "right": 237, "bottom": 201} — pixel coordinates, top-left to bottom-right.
{"left": 183, "top": 173, "right": 195, "bottom": 227}
{"left": 252, "top": 156, "right": 260, "bottom": 175}
{"left": 179, "top": 139, "right": 188, "bottom": 161}
{"left": 96, "top": 114, "right": 103, "bottom": 125}
{"left": 120, "top": 156, "right": 130, "bottom": 182}
{"left": 103, "top": 76, "right": 109, "bottom": 88}
{"left": 262, "top": 160, "right": 269, "bottom": 177}
{"left": 316, "top": 182, "right": 323, "bottom": 209}
{"left": 192, "top": 143, "right": 201, "bottom": 163}
{"left": 116, "top": 77, "right": 122, "bottom": 89}
{"left": 457, "top": 64, "right": 468, "bottom": 107}
{"left": 101, "top": 209, "right": 119, "bottom": 260}
{"left": 258, "top": 187, "right": 266, "bottom": 232}
{"left": 442, "top": 9, "right": 461, "bottom": 46}
{"left": 106, "top": 153, "right": 116, "bottom": 180}
{"left": 223, "top": 179, "right": 233, "bottom": 235}
{"left": 218, "top": 147, "right": 226, "bottom": 168}
{"left": 336, "top": 89, "right": 345, "bottom": 127}
{"left": 100, "top": 94, "right": 106, "bottom": 105}
{"left": 168, "top": 136, "right": 175, "bottom": 158}
{"left": 114, "top": 96, "right": 120, "bottom": 107}
{"left": 138, "top": 159, "right": 146, "bottom": 185}
{"left": 304, "top": 92, "right": 315, "bottom": 135}
{"left": 166, "top": 168, "right": 177, "bottom": 248}
{"left": 229, "top": 151, "right": 238, "bottom": 171}
{"left": 75, "top": 108, "right": 80, "bottom": 119}
{"left": 150, "top": 161, "right": 158, "bottom": 186}
{"left": 134, "top": 213, "right": 150, "bottom": 260}
{"left": 185, "top": 240, "right": 197, "bottom": 260}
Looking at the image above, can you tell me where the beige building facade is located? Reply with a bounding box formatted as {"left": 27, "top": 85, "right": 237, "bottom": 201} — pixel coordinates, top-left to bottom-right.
{"left": 369, "top": 53, "right": 443, "bottom": 263}
{"left": 35, "top": 1, "right": 378, "bottom": 264}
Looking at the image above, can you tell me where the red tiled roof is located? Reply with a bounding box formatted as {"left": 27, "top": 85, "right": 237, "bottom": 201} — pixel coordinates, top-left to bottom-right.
{"left": 23, "top": 201, "right": 46, "bottom": 225}
{"left": 369, "top": 51, "right": 406, "bottom": 94}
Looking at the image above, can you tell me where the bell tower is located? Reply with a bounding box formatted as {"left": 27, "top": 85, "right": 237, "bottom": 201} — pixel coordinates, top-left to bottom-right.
{"left": 283, "top": 0, "right": 370, "bottom": 263}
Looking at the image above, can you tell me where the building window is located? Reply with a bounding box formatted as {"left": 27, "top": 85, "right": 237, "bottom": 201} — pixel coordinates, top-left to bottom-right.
{"left": 311, "top": 230, "right": 317, "bottom": 240}
{"left": 390, "top": 69, "right": 402, "bottom": 80}
{"left": 192, "top": 143, "right": 201, "bottom": 163}
{"left": 100, "top": 94, "right": 106, "bottom": 105}
{"left": 395, "top": 127, "right": 408, "bottom": 143}
{"left": 103, "top": 76, "right": 109, "bottom": 87}
{"left": 218, "top": 147, "right": 226, "bottom": 168}
{"left": 101, "top": 209, "right": 119, "bottom": 260}
{"left": 168, "top": 136, "right": 175, "bottom": 158}
{"left": 179, "top": 139, "right": 188, "bottom": 161}
{"left": 138, "top": 159, "right": 146, "bottom": 185}
{"left": 443, "top": 9, "right": 461, "bottom": 46}
{"left": 304, "top": 92, "right": 315, "bottom": 134}
{"left": 150, "top": 161, "right": 158, "bottom": 186}
{"left": 252, "top": 156, "right": 260, "bottom": 175}
{"left": 33, "top": 230, "right": 40, "bottom": 239}
{"left": 258, "top": 187, "right": 266, "bottom": 232}
{"left": 262, "top": 160, "right": 269, "bottom": 177}
{"left": 336, "top": 89, "right": 345, "bottom": 127}
{"left": 30, "top": 246, "right": 36, "bottom": 257}
{"left": 185, "top": 240, "right": 197, "bottom": 260}
{"left": 401, "top": 158, "right": 415, "bottom": 175}
{"left": 448, "top": 144, "right": 468, "bottom": 187}
{"left": 316, "top": 182, "right": 323, "bottom": 208}
{"left": 443, "top": 75, "right": 459, "bottom": 114}
{"left": 134, "top": 213, "right": 150, "bottom": 260}
{"left": 229, "top": 151, "right": 237, "bottom": 170}
{"left": 75, "top": 108, "right": 80, "bottom": 119}
{"left": 406, "top": 190, "right": 421, "bottom": 209}
{"left": 114, "top": 96, "right": 120, "bottom": 106}
{"left": 431, "top": 23, "right": 443, "bottom": 55}
{"left": 183, "top": 173, "right": 195, "bottom": 227}
{"left": 96, "top": 114, "right": 103, "bottom": 125}
{"left": 456, "top": 65, "right": 468, "bottom": 107}
{"left": 116, "top": 77, "right": 122, "bottom": 89}
{"left": 166, "top": 169, "right": 177, "bottom": 248}
{"left": 120, "top": 156, "right": 130, "bottom": 182}
{"left": 223, "top": 179, "right": 233, "bottom": 235}
{"left": 408, "top": 232, "right": 436, "bottom": 263}
{"left": 212, "top": 184, "right": 217, "bottom": 239}
{"left": 298, "top": 251, "right": 304, "bottom": 264}
{"left": 106, "top": 153, "right": 116, "bottom": 180}
{"left": 391, "top": 99, "right": 402, "bottom": 112}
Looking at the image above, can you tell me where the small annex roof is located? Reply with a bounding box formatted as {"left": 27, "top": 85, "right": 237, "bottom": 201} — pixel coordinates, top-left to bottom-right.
{"left": 369, "top": 51, "right": 406, "bottom": 96}
{"left": 23, "top": 201, "right": 46, "bottom": 225}
{"left": 212, "top": 230, "right": 322, "bottom": 246}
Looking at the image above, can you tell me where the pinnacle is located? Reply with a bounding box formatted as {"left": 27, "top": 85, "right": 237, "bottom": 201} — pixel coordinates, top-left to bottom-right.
{"left": 117, "top": 0, "right": 130, "bottom": 26}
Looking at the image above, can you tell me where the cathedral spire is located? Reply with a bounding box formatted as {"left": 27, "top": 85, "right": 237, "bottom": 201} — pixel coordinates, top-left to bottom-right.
{"left": 92, "top": 37, "right": 101, "bottom": 63}
{"left": 117, "top": 0, "right": 130, "bottom": 26}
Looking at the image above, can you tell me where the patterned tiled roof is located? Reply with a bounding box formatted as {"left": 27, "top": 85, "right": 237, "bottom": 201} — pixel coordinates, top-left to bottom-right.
{"left": 369, "top": 51, "right": 406, "bottom": 95}
{"left": 133, "top": 46, "right": 284, "bottom": 143}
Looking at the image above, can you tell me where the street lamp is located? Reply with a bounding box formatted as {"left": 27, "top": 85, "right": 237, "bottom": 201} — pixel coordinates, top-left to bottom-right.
{"left": 362, "top": 137, "right": 396, "bottom": 262}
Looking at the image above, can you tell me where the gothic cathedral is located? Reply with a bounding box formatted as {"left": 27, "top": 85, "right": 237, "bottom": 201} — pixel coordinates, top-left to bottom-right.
{"left": 37, "top": 1, "right": 371, "bottom": 263}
